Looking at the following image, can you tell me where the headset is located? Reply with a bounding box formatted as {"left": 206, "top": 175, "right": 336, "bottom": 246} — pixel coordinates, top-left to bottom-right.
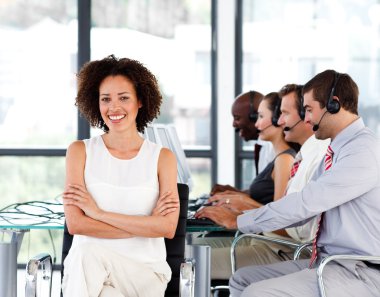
{"left": 296, "top": 85, "right": 306, "bottom": 120}
{"left": 248, "top": 90, "right": 259, "bottom": 122}
{"left": 299, "top": 97, "right": 306, "bottom": 120}
{"left": 326, "top": 72, "right": 341, "bottom": 114}
{"left": 271, "top": 94, "right": 281, "bottom": 127}
{"left": 312, "top": 71, "right": 342, "bottom": 131}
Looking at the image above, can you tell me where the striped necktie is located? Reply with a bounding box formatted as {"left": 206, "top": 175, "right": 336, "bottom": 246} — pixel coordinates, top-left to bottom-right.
{"left": 284, "top": 152, "right": 302, "bottom": 196}
{"left": 290, "top": 152, "right": 302, "bottom": 179}
{"left": 309, "top": 145, "right": 334, "bottom": 267}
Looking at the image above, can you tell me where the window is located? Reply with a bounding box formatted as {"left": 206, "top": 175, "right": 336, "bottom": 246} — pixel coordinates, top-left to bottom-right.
{"left": 1, "top": 0, "right": 215, "bottom": 267}
{"left": 0, "top": 0, "right": 78, "bottom": 148}
{"left": 91, "top": 0, "right": 213, "bottom": 197}
{"left": 0, "top": 0, "right": 77, "bottom": 265}
{"left": 238, "top": 0, "right": 380, "bottom": 187}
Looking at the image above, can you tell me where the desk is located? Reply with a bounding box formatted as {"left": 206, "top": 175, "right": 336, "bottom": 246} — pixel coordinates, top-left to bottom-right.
{"left": 0, "top": 200, "right": 64, "bottom": 297}
{"left": 0, "top": 201, "right": 223, "bottom": 297}
{"left": 186, "top": 225, "right": 225, "bottom": 233}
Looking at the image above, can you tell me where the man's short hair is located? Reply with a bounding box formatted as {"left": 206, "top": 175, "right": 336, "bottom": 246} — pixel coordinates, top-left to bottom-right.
{"left": 302, "top": 70, "right": 359, "bottom": 115}
{"left": 279, "top": 84, "right": 304, "bottom": 115}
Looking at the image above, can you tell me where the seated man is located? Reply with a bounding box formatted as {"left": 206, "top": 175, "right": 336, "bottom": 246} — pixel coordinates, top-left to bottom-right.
{"left": 229, "top": 70, "right": 380, "bottom": 297}
{"left": 210, "top": 90, "right": 274, "bottom": 196}
{"left": 195, "top": 84, "right": 329, "bottom": 280}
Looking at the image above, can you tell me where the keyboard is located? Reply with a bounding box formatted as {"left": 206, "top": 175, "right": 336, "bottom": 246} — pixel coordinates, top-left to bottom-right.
{"left": 188, "top": 194, "right": 211, "bottom": 211}
{"left": 187, "top": 217, "right": 216, "bottom": 226}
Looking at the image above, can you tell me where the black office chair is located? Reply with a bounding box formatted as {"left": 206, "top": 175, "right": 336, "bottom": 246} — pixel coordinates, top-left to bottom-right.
{"left": 165, "top": 183, "right": 189, "bottom": 296}
{"left": 26, "top": 183, "right": 189, "bottom": 297}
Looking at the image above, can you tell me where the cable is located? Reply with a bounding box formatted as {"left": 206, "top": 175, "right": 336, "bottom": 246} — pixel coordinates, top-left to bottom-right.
{"left": 0, "top": 199, "right": 64, "bottom": 226}
{"left": 48, "top": 229, "right": 57, "bottom": 264}
{"left": 27, "top": 231, "right": 30, "bottom": 263}
{"left": 0, "top": 197, "right": 62, "bottom": 269}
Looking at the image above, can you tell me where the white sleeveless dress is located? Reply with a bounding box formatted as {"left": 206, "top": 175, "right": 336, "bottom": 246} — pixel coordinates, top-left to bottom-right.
{"left": 69, "top": 135, "right": 171, "bottom": 280}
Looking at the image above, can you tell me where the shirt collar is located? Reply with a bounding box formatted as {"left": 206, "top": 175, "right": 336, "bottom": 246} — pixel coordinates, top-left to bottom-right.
{"left": 300, "top": 134, "right": 316, "bottom": 158}
{"left": 300, "top": 134, "right": 330, "bottom": 158}
{"left": 330, "top": 117, "right": 364, "bottom": 153}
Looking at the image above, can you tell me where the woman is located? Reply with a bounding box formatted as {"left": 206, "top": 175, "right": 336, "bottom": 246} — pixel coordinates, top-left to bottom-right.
{"left": 62, "top": 55, "right": 179, "bottom": 297}
{"left": 207, "top": 92, "right": 297, "bottom": 213}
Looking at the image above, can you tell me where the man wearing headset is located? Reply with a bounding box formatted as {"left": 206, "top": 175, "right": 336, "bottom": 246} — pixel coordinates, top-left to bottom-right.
{"left": 277, "top": 84, "right": 329, "bottom": 243}
{"left": 229, "top": 70, "right": 380, "bottom": 297}
{"left": 210, "top": 90, "right": 275, "bottom": 195}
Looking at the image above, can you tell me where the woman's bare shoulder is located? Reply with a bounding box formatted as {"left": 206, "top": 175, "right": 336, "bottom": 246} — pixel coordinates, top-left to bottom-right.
{"left": 66, "top": 140, "right": 85, "bottom": 157}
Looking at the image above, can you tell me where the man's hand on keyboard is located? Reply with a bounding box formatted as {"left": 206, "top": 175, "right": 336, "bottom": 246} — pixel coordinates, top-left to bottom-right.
{"left": 195, "top": 205, "right": 239, "bottom": 230}
{"left": 208, "top": 191, "right": 255, "bottom": 212}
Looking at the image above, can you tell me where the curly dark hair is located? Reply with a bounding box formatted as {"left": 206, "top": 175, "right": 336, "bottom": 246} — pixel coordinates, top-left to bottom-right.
{"left": 76, "top": 55, "right": 162, "bottom": 133}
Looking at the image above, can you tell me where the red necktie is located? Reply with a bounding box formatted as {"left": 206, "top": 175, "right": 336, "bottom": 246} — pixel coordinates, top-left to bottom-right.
{"left": 309, "top": 145, "right": 334, "bottom": 267}
{"left": 290, "top": 159, "right": 301, "bottom": 178}
{"left": 284, "top": 152, "right": 302, "bottom": 195}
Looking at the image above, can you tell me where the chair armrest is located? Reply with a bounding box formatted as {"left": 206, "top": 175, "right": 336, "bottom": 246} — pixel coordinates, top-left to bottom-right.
{"left": 317, "top": 254, "right": 380, "bottom": 297}
{"left": 25, "top": 253, "right": 52, "bottom": 297}
{"left": 180, "top": 258, "right": 195, "bottom": 297}
{"left": 230, "top": 233, "right": 311, "bottom": 273}
{"left": 293, "top": 242, "right": 312, "bottom": 260}
{"left": 211, "top": 285, "right": 230, "bottom": 295}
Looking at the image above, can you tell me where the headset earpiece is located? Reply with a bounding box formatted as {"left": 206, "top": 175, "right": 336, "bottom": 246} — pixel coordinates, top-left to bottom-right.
{"left": 299, "top": 99, "right": 306, "bottom": 120}
{"left": 296, "top": 85, "right": 305, "bottom": 120}
{"left": 248, "top": 91, "right": 258, "bottom": 122}
{"left": 326, "top": 72, "right": 341, "bottom": 114}
{"left": 271, "top": 97, "right": 281, "bottom": 127}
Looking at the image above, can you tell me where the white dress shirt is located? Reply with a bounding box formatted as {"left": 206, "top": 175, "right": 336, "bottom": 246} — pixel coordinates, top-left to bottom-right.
{"left": 238, "top": 118, "right": 380, "bottom": 257}
{"left": 285, "top": 135, "right": 330, "bottom": 242}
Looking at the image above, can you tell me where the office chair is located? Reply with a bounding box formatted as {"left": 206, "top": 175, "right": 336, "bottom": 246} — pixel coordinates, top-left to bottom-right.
{"left": 25, "top": 253, "right": 53, "bottom": 297}
{"left": 25, "top": 183, "right": 189, "bottom": 297}
{"left": 165, "top": 183, "right": 189, "bottom": 296}
{"left": 231, "top": 235, "right": 380, "bottom": 297}
{"left": 210, "top": 233, "right": 312, "bottom": 297}
{"left": 317, "top": 254, "right": 380, "bottom": 297}
{"left": 230, "top": 233, "right": 312, "bottom": 273}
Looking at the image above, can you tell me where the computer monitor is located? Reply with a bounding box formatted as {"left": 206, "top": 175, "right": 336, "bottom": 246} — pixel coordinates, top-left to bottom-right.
{"left": 144, "top": 125, "right": 157, "bottom": 143}
{"left": 143, "top": 124, "right": 193, "bottom": 191}
{"left": 165, "top": 124, "right": 193, "bottom": 190}
{"left": 154, "top": 125, "right": 172, "bottom": 150}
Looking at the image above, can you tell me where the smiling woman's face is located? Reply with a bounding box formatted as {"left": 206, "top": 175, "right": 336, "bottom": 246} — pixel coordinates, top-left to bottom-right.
{"left": 99, "top": 75, "right": 142, "bottom": 133}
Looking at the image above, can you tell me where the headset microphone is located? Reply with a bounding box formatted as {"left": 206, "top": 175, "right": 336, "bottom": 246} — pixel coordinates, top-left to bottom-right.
{"left": 312, "top": 110, "right": 329, "bottom": 132}
{"left": 235, "top": 128, "right": 240, "bottom": 133}
{"left": 283, "top": 119, "right": 302, "bottom": 132}
{"left": 257, "top": 124, "right": 272, "bottom": 134}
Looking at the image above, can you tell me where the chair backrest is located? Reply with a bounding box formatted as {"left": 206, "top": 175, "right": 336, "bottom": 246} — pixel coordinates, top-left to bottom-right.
{"left": 165, "top": 183, "right": 189, "bottom": 296}
{"left": 60, "top": 223, "right": 72, "bottom": 279}
{"left": 61, "top": 183, "right": 189, "bottom": 296}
